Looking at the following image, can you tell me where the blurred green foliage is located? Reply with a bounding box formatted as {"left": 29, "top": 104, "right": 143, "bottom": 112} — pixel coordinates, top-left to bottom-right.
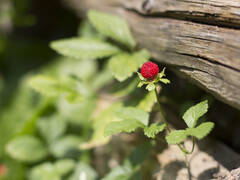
{"left": 0, "top": 4, "right": 216, "bottom": 180}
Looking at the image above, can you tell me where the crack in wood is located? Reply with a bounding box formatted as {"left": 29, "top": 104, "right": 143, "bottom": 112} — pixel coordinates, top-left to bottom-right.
{"left": 176, "top": 52, "right": 240, "bottom": 73}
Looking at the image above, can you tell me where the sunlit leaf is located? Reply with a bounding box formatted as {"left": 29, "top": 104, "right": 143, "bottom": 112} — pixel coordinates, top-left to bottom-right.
{"left": 144, "top": 123, "right": 166, "bottom": 138}
{"left": 50, "top": 38, "right": 120, "bottom": 60}
{"left": 28, "top": 163, "right": 60, "bottom": 180}
{"left": 182, "top": 100, "right": 208, "bottom": 128}
{"left": 159, "top": 78, "right": 170, "bottom": 84}
{"left": 88, "top": 10, "right": 136, "bottom": 49}
{"left": 54, "top": 159, "right": 75, "bottom": 176}
{"left": 109, "top": 50, "right": 150, "bottom": 82}
{"left": 68, "top": 163, "right": 97, "bottom": 180}
{"left": 166, "top": 130, "right": 187, "bottom": 145}
{"left": 6, "top": 135, "right": 48, "bottom": 163}
{"left": 104, "top": 119, "right": 144, "bottom": 136}
{"left": 146, "top": 83, "right": 155, "bottom": 91}
{"left": 77, "top": 20, "right": 104, "bottom": 39}
{"left": 115, "top": 107, "right": 149, "bottom": 126}
{"left": 137, "top": 91, "right": 156, "bottom": 112}
{"left": 80, "top": 103, "right": 123, "bottom": 150}
{"left": 28, "top": 75, "right": 70, "bottom": 96}
{"left": 186, "top": 122, "right": 214, "bottom": 139}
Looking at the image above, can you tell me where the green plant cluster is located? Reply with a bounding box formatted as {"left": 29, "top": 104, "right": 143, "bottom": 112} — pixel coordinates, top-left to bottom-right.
{"left": 0, "top": 9, "right": 214, "bottom": 180}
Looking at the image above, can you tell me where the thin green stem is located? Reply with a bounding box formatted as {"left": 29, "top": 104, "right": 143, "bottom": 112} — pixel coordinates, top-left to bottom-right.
{"left": 154, "top": 85, "right": 194, "bottom": 180}
{"left": 185, "top": 154, "right": 192, "bottom": 180}
{"left": 154, "top": 88, "right": 171, "bottom": 133}
{"left": 190, "top": 137, "right": 195, "bottom": 154}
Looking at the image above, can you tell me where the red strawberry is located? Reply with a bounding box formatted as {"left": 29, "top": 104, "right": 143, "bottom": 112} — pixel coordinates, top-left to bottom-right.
{"left": 141, "top": 61, "right": 159, "bottom": 80}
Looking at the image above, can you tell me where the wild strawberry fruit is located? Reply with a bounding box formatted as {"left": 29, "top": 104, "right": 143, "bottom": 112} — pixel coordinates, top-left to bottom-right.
{"left": 141, "top": 61, "right": 159, "bottom": 80}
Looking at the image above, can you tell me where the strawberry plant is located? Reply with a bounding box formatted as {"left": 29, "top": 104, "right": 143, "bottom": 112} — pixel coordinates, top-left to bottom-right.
{"left": 0, "top": 9, "right": 215, "bottom": 180}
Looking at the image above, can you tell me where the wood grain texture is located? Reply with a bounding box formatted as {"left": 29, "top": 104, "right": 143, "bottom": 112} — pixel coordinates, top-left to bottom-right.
{"left": 65, "top": 0, "right": 240, "bottom": 110}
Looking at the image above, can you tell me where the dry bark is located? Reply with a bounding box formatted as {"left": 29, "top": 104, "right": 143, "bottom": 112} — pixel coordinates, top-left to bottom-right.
{"left": 65, "top": 0, "right": 240, "bottom": 110}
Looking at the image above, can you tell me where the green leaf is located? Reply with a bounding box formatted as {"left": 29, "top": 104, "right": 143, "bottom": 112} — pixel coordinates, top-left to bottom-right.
{"left": 54, "top": 159, "right": 75, "bottom": 176}
{"left": 28, "top": 75, "right": 71, "bottom": 97}
{"left": 182, "top": 100, "right": 208, "bottom": 128}
{"left": 144, "top": 123, "right": 166, "bottom": 138}
{"left": 159, "top": 78, "right": 170, "bottom": 84}
{"left": 158, "top": 68, "right": 166, "bottom": 78}
{"left": 28, "top": 75, "right": 82, "bottom": 102}
{"left": 137, "top": 72, "right": 144, "bottom": 81}
{"left": 50, "top": 37, "right": 120, "bottom": 60}
{"left": 57, "top": 97, "right": 96, "bottom": 126}
{"left": 104, "top": 119, "right": 144, "bottom": 136}
{"left": 101, "top": 166, "right": 131, "bottom": 180}
{"left": 6, "top": 135, "right": 48, "bottom": 163}
{"left": 50, "top": 135, "right": 82, "bottom": 158}
{"left": 37, "top": 115, "right": 67, "bottom": 143}
{"left": 186, "top": 122, "right": 214, "bottom": 139}
{"left": 112, "top": 78, "right": 138, "bottom": 97}
{"left": 137, "top": 91, "right": 156, "bottom": 112}
{"left": 166, "top": 130, "right": 187, "bottom": 145}
{"left": 77, "top": 20, "right": 104, "bottom": 39}
{"left": 109, "top": 50, "right": 150, "bottom": 82}
{"left": 28, "top": 163, "right": 61, "bottom": 180}
{"left": 115, "top": 107, "right": 149, "bottom": 126}
{"left": 68, "top": 163, "right": 98, "bottom": 180}
{"left": 88, "top": 10, "right": 136, "bottom": 49}
{"left": 137, "top": 81, "right": 145, "bottom": 88}
{"left": 146, "top": 83, "right": 155, "bottom": 91}
{"left": 0, "top": 76, "right": 48, "bottom": 156}
{"left": 91, "top": 63, "right": 114, "bottom": 91}
{"left": 80, "top": 103, "right": 123, "bottom": 150}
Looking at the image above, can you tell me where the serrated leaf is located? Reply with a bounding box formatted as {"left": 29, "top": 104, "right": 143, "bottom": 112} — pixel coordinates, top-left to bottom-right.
{"left": 37, "top": 115, "right": 67, "bottom": 143}
{"left": 182, "top": 100, "right": 208, "bottom": 128}
{"left": 104, "top": 119, "right": 144, "bottom": 136}
{"left": 54, "top": 159, "right": 75, "bottom": 176}
{"left": 146, "top": 83, "right": 155, "bottom": 91}
{"left": 6, "top": 135, "right": 48, "bottom": 163}
{"left": 166, "top": 130, "right": 187, "bottom": 145}
{"left": 50, "top": 135, "right": 82, "bottom": 158}
{"left": 137, "top": 91, "right": 156, "bottom": 112}
{"left": 88, "top": 10, "right": 136, "bottom": 49}
{"left": 109, "top": 50, "right": 149, "bottom": 82}
{"left": 115, "top": 107, "right": 149, "bottom": 126}
{"left": 186, "top": 122, "right": 214, "bottom": 139}
{"left": 50, "top": 37, "right": 120, "bottom": 60}
{"left": 28, "top": 163, "right": 61, "bottom": 180}
{"left": 144, "top": 123, "right": 166, "bottom": 138}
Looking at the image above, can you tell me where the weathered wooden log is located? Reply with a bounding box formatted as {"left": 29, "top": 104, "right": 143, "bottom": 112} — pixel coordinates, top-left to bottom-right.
{"left": 65, "top": 0, "right": 240, "bottom": 110}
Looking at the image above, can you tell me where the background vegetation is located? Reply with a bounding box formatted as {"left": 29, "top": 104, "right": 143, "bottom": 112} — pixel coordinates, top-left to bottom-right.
{"left": 0, "top": 1, "right": 240, "bottom": 180}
